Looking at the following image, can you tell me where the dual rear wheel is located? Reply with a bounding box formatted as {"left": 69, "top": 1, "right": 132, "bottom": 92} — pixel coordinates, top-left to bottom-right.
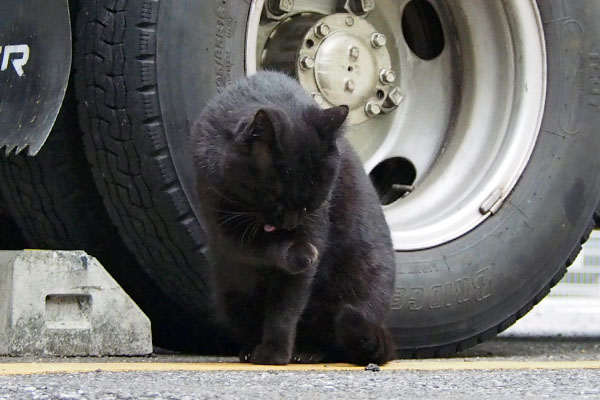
{"left": 5, "top": 0, "right": 600, "bottom": 356}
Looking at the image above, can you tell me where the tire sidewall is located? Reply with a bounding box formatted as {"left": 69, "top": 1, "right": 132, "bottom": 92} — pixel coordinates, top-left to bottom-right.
{"left": 155, "top": 0, "right": 249, "bottom": 233}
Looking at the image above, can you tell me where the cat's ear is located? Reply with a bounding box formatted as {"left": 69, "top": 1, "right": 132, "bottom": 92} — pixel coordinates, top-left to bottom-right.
{"left": 238, "top": 109, "right": 276, "bottom": 168}
{"left": 315, "top": 105, "right": 349, "bottom": 140}
{"left": 246, "top": 108, "right": 276, "bottom": 145}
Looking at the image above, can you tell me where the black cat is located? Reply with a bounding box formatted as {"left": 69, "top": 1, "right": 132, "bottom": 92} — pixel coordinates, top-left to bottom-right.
{"left": 192, "top": 71, "right": 396, "bottom": 365}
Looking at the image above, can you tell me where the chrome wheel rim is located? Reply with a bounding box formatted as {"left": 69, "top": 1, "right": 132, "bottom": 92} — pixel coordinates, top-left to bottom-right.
{"left": 246, "top": 0, "right": 546, "bottom": 250}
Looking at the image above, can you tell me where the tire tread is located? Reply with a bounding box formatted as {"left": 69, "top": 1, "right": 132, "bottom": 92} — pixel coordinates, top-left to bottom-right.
{"left": 0, "top": 87, "right": 207, "bottom": 351}
{"left": 74, "top": 0, "right": 211, "bottom": 315}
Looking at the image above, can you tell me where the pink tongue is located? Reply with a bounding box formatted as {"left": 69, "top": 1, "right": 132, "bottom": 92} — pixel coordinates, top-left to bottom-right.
{"left": 264, "top": 224, "right": 277, "bottom": 232}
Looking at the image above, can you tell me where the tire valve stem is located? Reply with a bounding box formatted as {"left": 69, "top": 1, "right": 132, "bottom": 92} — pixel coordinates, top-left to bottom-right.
{"left": 391, "top": 184, "right": 415, "bottom": 194}
{"left": 479, "top": 187, "right": 504, "bottom": 215}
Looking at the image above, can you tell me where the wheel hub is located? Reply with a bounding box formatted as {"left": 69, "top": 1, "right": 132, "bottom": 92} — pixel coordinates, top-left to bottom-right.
{"left": 247, "top": 0, "right": 546, "bottom": 250}
{"left": 296, "top": 13, "right": 397, "bottom": 124}
{"left": 315, "top": 33, "right": 377, "bottom": 108}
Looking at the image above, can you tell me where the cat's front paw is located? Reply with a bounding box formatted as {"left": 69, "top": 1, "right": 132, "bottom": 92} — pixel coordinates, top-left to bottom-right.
{"left": 291, "top": 350, "right": 326, "bottom": 364}
{"left": 248, "top": 342, "right": 292, "bottom": 365}
{"left": 284, "top": 242, "right": 319, "bottom": 274}
{"left": 239, "top": 344, "right": 257, "bottom": 363}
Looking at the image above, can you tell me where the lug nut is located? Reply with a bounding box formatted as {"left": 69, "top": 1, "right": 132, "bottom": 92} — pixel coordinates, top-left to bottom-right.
{"left": 380, "top": 69, "right": 396, "bottom": 84}
{"left": 311, "top": 92, "right": 324, "bottom": 105}
{"left": 349, "top": 47, "right": 359, "bottom": 60}
{"left": 371, "top": 33, "right": 387, "bottom": 48}
{"left": 268, "top": 0, "right": 294, "bottom": 15}
{"left": 300, "top": 55, "right": 315, "bottom": 69}
{"left": 314, "top": 23, "right": 331, "bottom": 38}
{"left": 365, "top": 102, "right": 382, "bottom": 117}
{"left": 345, "top": 80, "right": 356, "bottom": 93}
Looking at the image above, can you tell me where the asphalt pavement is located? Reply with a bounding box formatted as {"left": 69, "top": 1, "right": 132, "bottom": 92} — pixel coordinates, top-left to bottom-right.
{"left": 0, "top": 336, "right": 599, "bottom": 399}
{"left": 1, "top": 293, "right": 599, "bottom": 399}
{"left": 0, "top": 366, "right": 599, "bottom": 399}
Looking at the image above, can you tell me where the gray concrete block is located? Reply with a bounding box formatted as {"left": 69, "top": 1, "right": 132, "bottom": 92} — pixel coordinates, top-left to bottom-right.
{"left": 0, "top": 250, "right": 152, "bottom": 356}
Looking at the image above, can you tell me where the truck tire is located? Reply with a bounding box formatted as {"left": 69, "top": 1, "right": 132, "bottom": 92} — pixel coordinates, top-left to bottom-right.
{"left": 74, "top": 0, "right": 600, "bottom": 356}
{"left": 0, "top": 87, "right": 222, "bottom": 352}
{"left": 0, "top": 202, "right": 27, "bottom": 250}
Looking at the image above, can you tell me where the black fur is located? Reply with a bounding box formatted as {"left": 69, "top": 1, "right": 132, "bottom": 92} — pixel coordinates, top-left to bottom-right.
{"left": 192, "top": 71, "right": 396, "bottom": 365}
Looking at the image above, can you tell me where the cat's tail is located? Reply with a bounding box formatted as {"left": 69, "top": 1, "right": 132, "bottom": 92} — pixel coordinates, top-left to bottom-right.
{"left": 334, "top": 304, "right": 396, "bottom": 365}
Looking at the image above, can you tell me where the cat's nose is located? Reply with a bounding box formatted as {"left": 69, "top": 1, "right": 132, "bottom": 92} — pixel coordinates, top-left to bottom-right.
{"left": 281, "top": 211, "right": 300, "bottom": 231}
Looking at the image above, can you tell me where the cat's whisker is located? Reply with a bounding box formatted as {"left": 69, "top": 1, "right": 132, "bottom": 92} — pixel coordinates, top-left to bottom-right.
{"left": 218, "top": 212, "right": 256, "bottom": 223}
{"left": 215, "top": 209, "right": 259, "bottom": 216}
{"left": 241, "top": 216, "right": 264, "bottom": 248}
{"left": 321, "top": 202, "right": 335, "bottom": 211}
{"left": 217, "top": 213, "right": 260, "bottom": 235}
{"left": 208, "top": 186, "right": 256, "bottom": 210}
{"left": 240, "top": 222, "right": 253, "bottom": 248}
{"left": 218, "top": 213, "right": 249, "bottom": 227}
{"left": 232, "top": 218, "right": 256, "bottom": 233}
{"left": 227, "top": 218, "right": 256, "bottom": 233}
{"left": 249, "top": 221, "right": 262, "bottom": 243}
{"left": 305, "top": 212, "right": 323, "bottom": 224}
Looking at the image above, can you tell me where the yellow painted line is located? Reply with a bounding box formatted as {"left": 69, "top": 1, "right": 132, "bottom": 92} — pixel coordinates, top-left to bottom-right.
{"left": 1, "top": 360, "right": 600, "bottom": 375}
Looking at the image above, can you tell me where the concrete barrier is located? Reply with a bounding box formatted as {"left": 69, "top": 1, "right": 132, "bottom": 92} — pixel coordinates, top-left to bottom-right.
{"left": 0, "top": 250, "right": 152, "bottom": 356}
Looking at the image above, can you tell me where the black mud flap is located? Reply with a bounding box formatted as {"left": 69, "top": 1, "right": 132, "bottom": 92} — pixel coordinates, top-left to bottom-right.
{"left": 0, "top": 0, "right": 71, "bottom": 156}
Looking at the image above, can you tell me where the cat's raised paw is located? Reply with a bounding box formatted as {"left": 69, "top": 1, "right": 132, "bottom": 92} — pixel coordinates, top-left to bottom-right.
{"left": 284, "top": 242, "right": 319, "bottom": 274}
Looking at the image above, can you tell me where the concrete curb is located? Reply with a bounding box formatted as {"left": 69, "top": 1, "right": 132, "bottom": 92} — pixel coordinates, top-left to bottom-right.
{"left": 0, "top": 250, "right": 152, "bottom": 356}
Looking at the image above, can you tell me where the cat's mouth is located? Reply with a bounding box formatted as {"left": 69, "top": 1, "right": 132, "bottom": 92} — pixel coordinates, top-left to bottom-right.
{"left": 264, "top": 224, "right": 277, "bottom": 233}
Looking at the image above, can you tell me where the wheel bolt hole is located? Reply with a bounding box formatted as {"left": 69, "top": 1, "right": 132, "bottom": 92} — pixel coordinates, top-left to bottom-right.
{"left": 402, "top": 0, "right": 445, "bottom": 60}
{"left": 348, "top": 66, "right": 354, "bottom": 72}
{"left": 306, "top": 39, "right": 314, "bottom": 49}
{"left": 376, "top": 90, "right": 385, "bottom": 100}
{"left": 369, "top": 157, "right": 417, "bottom": 205}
